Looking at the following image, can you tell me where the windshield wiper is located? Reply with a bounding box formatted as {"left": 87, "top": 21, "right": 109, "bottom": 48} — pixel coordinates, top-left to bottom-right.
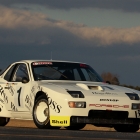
{"left": 46, "top": 65, "right": 68, "bottom": 79}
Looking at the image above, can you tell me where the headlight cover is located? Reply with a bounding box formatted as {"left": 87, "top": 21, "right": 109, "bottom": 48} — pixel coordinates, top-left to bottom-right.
{"left": 132, "top": 103, "right": 140, "bottom": 109}
{"left": 68, "top": 101, "right": 86, "bottom": 108}
{"left": 67, "top": 91, "right": 84, "bottom": 98}
{"left": 125, "top": 93, "right": 139, "bottom": 100}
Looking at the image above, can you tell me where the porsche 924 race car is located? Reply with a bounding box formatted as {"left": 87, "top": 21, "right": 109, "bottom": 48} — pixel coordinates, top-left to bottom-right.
{"left": 0, "top": 60, "right": 140, "bottom": 132}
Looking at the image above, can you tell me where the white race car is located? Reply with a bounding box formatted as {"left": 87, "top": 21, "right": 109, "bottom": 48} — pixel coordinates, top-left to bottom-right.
{"left": 0, "top": 60, "right": 140, "bottom": 132}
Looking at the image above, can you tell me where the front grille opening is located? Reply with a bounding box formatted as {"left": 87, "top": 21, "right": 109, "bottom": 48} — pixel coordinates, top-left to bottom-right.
{"left": 88, "top": 110, "right": 128, "bottom": 119}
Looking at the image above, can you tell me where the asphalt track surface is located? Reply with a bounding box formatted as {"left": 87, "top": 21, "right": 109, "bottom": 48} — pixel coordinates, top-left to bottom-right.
{"left": 0, "top": 127, "right": 140, "bottom": 140}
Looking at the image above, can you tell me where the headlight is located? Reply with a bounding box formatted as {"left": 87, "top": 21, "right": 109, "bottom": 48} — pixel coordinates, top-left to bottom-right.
{"left": 68, "top": 101, "right": 86, "bottom": 108}
{"left": 125, "top": 93, "right": 139, "bottom": 100}
{"left": 132, "top": 103, "right": 140, "bottom": 109}
{"left": 67, "top": 91, "right": 84, "bottom": 98}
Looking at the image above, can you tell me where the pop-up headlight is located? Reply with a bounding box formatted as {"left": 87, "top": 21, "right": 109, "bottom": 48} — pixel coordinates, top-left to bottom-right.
{"left": 125, "top": 93, "right": 139, "bottom": 100}
{"left": 67, "top": 91, "right": 84, "bottom": 98}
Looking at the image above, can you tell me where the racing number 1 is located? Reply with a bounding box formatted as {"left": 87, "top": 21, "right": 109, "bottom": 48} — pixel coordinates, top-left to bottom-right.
{"left": 17, "top": 87, "right": 22, "bottom": 106}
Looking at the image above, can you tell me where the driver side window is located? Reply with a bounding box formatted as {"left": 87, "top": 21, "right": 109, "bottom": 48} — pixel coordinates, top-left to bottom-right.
{"left": 12, "top": 64, "right": 29, "bottom": 82}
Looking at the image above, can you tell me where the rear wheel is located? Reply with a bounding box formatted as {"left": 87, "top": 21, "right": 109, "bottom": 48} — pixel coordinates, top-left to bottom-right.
{"left": 66, "top": 124, "right": 86, "bottom": 130}
{"left": 33, "top": 95, "right": 50, "bottom": 129}
{"left": 114, "top": 124, "right": 139, "bottom": 132}
{"left": 0, "top": 117, "right": 10, "bottom": 126}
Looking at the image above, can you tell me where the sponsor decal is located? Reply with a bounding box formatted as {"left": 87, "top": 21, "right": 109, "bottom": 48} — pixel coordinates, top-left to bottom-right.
{"left": 25, "top": 85, "right": 41, "bottom": 111}
{"left": 0, "top": 98, "right": 4, "bottom": 104}
{"left": 33, "top": 62, "right": 52, "bottom": 65}
{"left": 8, "top": 85, "right": 15, "bottom": 96}
{"left": 100, "top": 99, "right": 119, "bottom": 102}
{"left": 30, "top": 86, "right": 41, "bottom": 100}
{"left": 11, "top": 102, "right": 18, "bottom": 111}
{"left": 92, "top": 92, "right": 117, "bottom": 95}
{"left": 0, "top": 86, "right": 8, "bottom": 104}
{"left": 50, "top": 116, "right": 70, "bottom": 126}
{"left": 25, "top": 95, "right": 32, "bottom": 111}
{"left": 89, "top": 104, "right": 129, "bottom": 108}
{"left": 5, "top": 84, "right": 15, "bottom": 96}
{"left": 25, "top": 85, "right": 62, "bottom": 113}
{"left": 25, "top": 104, "right": 31, "bottom": 111}
{"left": 46, "top": 93, "right": 62, "bottom": 113}
{"left": 52, "top": 120, "right": 68, "bottom": 124}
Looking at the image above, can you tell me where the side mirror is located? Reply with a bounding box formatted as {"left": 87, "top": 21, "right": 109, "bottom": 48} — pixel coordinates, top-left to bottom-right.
{"left": 22, "top": 77, "right": 29, "bottom": 84}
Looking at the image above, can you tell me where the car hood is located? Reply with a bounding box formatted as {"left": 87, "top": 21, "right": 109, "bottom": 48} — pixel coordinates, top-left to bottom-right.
{"left": 38, "top": 80, "right": 140, "bottom": 97}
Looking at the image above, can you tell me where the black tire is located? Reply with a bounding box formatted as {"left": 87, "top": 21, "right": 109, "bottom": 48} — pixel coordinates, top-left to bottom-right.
{"left": 0, "top": 117, "right": 10, "bottom": 126}
{"left": 114, "top": 124, "right": 139, "bottom": 132}
{"left": 33, "top": 95, "right": 50, "bottom": 129}
{"left": 66, "top": 124, "right": 86, "bottom": 130}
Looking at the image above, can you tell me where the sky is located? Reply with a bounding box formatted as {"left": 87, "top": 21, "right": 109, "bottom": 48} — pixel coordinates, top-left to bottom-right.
{"left": 0, "top": 0, "right": 140, "bottom": 86}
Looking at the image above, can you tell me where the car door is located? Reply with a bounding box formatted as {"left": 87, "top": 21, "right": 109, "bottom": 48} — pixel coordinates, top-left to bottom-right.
{"left": 3, "top": 63, "right": 32, "bottom": 114}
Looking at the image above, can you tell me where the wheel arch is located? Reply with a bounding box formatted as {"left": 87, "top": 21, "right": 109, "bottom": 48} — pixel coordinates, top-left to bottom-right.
{"left": 34, "top": 91, "right": 47, "bottom": 102}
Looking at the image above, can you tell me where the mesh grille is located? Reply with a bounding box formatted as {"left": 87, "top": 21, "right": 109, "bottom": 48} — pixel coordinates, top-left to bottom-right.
{"left": 88, "top": 110, "right": 128, "bottom": 119}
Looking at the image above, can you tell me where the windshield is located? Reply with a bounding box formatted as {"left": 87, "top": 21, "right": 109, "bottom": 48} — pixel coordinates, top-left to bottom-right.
{"left": 31, "top": 62, "right": 103, "bottom": 82}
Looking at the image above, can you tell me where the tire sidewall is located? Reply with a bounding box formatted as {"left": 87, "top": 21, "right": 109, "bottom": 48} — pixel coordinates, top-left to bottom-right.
{"left": 0, "top": 117, "right": 10, "bottom": 126}
{"left": 33, "top": 95, "right": 50, "bottom": 129}
{"left": 114, "top": 124, "right": 139, "bottom": 132}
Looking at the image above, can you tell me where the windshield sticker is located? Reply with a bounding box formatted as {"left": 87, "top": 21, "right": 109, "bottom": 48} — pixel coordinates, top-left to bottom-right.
{"left": 80, "top": 64, "right": 88, "bottom": 68}
{"left": 33, "top": 62, "right": 52, "bottom": 65}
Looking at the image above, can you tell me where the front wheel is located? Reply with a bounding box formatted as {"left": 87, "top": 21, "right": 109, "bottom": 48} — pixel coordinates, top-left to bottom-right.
{"left": 114, "top": 124, "right": 139, "bottom": 132}
{"left": 33, "top": 95, "right": 50, "bottom": 129}
{"left": 0, "top": 117, "right": 10, "bottom": 126}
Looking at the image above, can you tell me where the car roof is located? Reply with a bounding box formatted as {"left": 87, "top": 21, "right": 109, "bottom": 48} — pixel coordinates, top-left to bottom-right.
{"left": 18, "top": 60, "right": 86, "bottom": 64}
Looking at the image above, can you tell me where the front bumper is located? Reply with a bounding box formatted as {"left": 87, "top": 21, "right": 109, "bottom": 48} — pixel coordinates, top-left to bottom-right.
{"left": 71, "top": 116, "right": 140, "bottom": 125}
{"left": 71, "top": 109, "right": 140, "bottom": 125}
{"left": 50, "top": 108, "right": 140, "bottom": 127}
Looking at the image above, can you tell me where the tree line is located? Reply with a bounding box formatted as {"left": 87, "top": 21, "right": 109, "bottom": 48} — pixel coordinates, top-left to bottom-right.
{"left": 101, "top": 72, "right": 140, "bottom": 91}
